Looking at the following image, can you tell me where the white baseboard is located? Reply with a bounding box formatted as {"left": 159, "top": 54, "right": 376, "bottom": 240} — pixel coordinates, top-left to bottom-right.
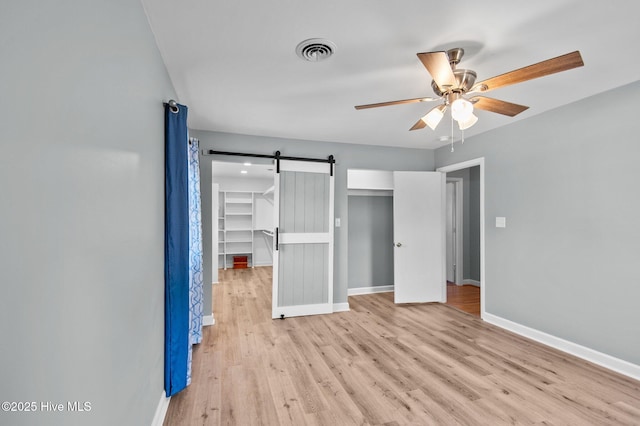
{"left": 202, "top": 314, "right": 215, "bottom": 326}
{"left": 333, "top": 302, "right": 350, "bottom": 312}
{"left": 348, "top": 285, "right": 394, "bottom": 296}
{"left": 151, "top": 392, "right": 170, "bottom": 426}
{"left": 483, "top": 312, "right": 640, "bottom": 381}
{"left": 462, "top": 279, "right": 481, "bottom": 287}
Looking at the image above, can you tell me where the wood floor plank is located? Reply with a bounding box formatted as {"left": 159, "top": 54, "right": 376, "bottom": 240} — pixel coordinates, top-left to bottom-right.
{"left": 446, "top": 283, "right": 480, "bottom": 316}
{"left": 262, "top": 347, "right": 309, "bottom": 426}
{"left": 285, "top": 325, "right": 367, "bottom": 424}
{"left": 319, "top": 344, "right": 394, "bottom": 425}
{"left": 164, "top": 267, "right": 640, "bottom": 425}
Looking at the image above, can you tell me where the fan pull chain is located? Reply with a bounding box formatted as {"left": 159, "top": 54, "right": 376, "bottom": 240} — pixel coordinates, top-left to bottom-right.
{"left": 450, "top": 112, "right": 454, "bottom": 152}
{"left": 461, "top": 128, "right": 465, "bottom": 144}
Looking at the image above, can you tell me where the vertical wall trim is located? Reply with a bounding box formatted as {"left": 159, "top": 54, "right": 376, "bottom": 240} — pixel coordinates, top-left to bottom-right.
{"left": 202, "top": 314, "right": 215, "bottom": 326}
{"left": 446, "top": 177, "right": 464, "bottom": 285}
{"left": 333, "top": 302, "right": 350, "bottom": 312}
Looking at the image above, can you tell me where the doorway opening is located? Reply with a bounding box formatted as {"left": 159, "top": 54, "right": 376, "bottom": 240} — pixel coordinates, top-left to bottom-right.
{"left": 346, "top": 170, "right": 445, "bottom": 305}
{"left": 438, "top": 159, "right": 485, "bottom": 318}
{"left": 207, "top": 150, "right": 336, "bottom": 320}
{"left": 211, "top": 159, "right": 274, "bottom": 283}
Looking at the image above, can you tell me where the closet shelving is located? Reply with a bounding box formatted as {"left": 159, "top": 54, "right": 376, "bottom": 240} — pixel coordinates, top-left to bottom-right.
{"left": 219, "top": 191, "right": 254, "bottom": 269}
{"left": 263, "top": 185, "right": 274, "bottom": 196}
{"left": 216, "top": 188, "right": 275, "bottom": 270}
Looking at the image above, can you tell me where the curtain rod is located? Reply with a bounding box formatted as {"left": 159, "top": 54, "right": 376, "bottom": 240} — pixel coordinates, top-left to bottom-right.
{"left": 163, "top": 99, "right": 179, "bottom": 113}
{"left": 204, "top": 150, "right": 335, "bottom": 175}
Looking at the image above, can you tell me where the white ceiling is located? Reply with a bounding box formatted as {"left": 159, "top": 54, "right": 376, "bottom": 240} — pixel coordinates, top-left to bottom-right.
{"left": 142, "top": 0, "right": 640, "bottom": 149}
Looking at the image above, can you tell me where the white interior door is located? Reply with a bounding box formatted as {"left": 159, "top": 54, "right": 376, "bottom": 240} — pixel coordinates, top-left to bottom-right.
{"left": 272, "top": 160, "right": 334, "bottom": 319}
{"left": 393, "top": 171, "right": 445, "bottom": 303}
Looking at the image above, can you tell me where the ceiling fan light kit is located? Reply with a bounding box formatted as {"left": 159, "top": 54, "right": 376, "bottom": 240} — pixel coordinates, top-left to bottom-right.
{"left": 355, "top": 47, "right": 584, "bottom": 148}
{"left": 451, "top": 97, "right": 474, "bottom": 122}
{"left": 458, "top": 113, "right": 478, "bottom": 130}
{"left": 422, "top": 105, "right": 446, "bottom": 130}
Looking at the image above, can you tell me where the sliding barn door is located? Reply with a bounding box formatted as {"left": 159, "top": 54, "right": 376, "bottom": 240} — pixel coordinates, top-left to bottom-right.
{"left": 272, "top": 160, "right": 334, "bottom": 319}
{"left": 393, "top": 171, "right": 446, "bottom": 303}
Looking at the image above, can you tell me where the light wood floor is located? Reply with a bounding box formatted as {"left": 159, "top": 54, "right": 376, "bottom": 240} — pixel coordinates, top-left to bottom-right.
{"left": 164, "top": 267, "right": 640, "bottom": 425}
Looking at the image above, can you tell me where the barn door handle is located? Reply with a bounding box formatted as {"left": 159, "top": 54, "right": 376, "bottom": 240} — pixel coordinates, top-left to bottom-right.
{"left": 275, "top": 227, "right": 279, "bottom": 251}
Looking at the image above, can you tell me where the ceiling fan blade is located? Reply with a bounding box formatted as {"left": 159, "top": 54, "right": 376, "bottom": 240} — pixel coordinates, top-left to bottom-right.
{"left": 409, "top": 118, "right": 427, "bottom": 131}
{"left": 474, "top": 51, "right": 584, "bottom": 93}
{"left": 471, "top": 96, "right": 529, "bottom": 117}
{"left": 417, "top": 51, "right": 457, "bottom": 90}
{"left": 354, "top": 96, "right": 437, "bottom": 110}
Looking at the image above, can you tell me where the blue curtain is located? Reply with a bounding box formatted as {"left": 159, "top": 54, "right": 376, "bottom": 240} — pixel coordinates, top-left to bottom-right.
{"left": 186, "top": 137, "right": 203, "bottom": 385}
{"left": 164, "top": 102, "right": 190, "bottom": 397}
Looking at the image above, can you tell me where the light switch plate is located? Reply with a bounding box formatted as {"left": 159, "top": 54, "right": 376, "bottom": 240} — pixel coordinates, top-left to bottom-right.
{"left": 496, "top": 217, "right": 506, "bottom": 228}
{"left": 335, "top": 218, "right": 341, "bottom": 227}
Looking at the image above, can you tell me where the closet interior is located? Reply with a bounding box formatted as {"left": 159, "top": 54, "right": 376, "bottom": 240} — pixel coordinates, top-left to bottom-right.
{"left": 212, "top": 161, "right": 274, "bottom": 271}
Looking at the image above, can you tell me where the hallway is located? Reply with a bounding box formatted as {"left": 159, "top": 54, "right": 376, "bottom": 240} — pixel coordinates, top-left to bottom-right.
{"left": 446, "top": 282, "right": 480, "bottom": 316}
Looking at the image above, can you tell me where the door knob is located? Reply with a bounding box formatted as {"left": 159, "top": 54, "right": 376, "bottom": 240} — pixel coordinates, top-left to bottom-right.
{"left": 395, "top": 242, "right": 402, "bottom": 247}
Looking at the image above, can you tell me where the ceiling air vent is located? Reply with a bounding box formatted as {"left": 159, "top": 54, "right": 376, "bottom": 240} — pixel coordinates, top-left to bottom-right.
{"left": 295, "top": 38, "right": 336, "bottom": 62}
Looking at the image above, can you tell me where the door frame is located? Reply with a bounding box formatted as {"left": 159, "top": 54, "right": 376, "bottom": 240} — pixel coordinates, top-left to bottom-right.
{"left": 212, "top": 182, "right": 220, "bottom": 283}
{"left": 446, "top": 177, "right": 464, "bottom": 285}
{"left": 437, "top": 158, "right": 485, "bottom": 318}
{"left": 346, "top": 169, "right": 447, "bottom": 304}
{"left": 206, "top": 150, "right": 336, "bottom": 319}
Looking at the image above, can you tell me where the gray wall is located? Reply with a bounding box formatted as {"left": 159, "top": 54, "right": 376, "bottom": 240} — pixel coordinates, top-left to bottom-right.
{"left": 0, "top": 2, "right": 175, "bottom": 425}
{"left": 447, "top": 166, "right": 481, "bottom": 282}
{"left": 191, "top": 130, "right": 434, "bottom": 312}
{"left": 348, "top": 195, "right": 394, "bottom": 288}
{"left": 435, "top": 80, "right": 640, "bottom": 365}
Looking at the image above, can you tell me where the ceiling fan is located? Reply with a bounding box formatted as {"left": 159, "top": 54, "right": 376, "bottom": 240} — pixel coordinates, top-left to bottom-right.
{"left": 355, "top": 48, "right": 584, "bottom": 132}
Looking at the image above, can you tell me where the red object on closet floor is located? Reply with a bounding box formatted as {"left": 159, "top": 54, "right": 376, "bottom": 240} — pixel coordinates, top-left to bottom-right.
{"left": 233, "top": 256, "right": 248, "bottom": 269}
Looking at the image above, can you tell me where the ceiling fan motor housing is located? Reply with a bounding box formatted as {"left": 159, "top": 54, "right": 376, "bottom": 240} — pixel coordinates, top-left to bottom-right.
{"left": 446, "top": 47, "right": 465, "bottom": 66}
{"left": 431, "top": 69, "right": 477, "bottom": 97}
